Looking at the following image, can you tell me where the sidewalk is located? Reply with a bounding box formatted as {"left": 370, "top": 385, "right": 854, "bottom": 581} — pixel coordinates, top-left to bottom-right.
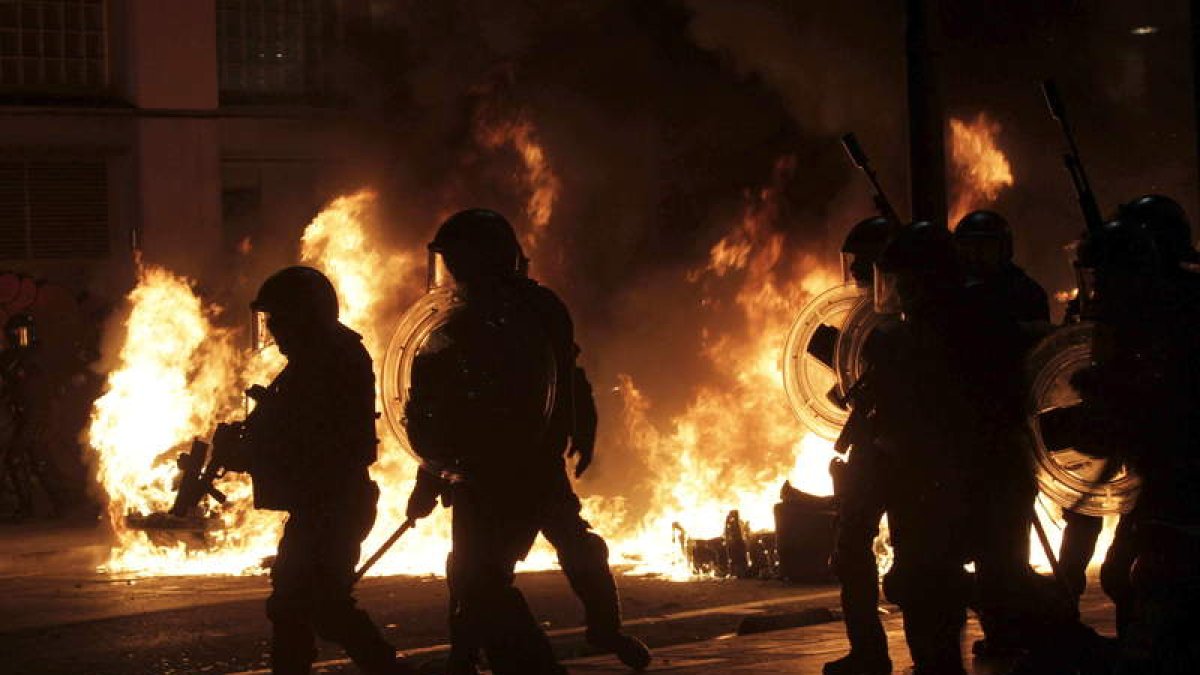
{"left": 0, "top": 519, "right": 111, "bottom": 577}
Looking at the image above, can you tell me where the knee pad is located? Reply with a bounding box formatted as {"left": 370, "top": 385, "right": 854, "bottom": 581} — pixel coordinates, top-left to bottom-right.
{"left": 556, "top": 530, "right": 609, "bottom": 573}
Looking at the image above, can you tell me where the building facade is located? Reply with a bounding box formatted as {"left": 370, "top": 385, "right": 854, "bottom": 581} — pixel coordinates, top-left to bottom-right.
{"left": 1, "top": 0, "right": 378, "bottom": 301}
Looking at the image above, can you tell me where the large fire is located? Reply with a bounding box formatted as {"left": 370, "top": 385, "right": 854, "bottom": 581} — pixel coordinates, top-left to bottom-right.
{"left": 89, "top": 266, "right": 284, "bottom": 575}
{"left": 89, "top": 109, "right": 1094, "bottom": 584}
{"left": 88, "top": 154, "right": 840, "bottom": 581}
{"left": 602, "top": 156, "right": 842, "bottom": 577}
{"left": 948, "top": 113, "right": 1015, "bottom": 226}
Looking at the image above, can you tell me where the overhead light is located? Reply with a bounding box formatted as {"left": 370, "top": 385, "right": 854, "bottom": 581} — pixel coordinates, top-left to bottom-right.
{"left": 1131, "top": 25, "right": 1159, "bottom": 36}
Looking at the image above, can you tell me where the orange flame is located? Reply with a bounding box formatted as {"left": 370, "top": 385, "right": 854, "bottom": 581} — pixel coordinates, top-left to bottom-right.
{"left": 604, "top": 157, "right": 842, "bottom": 578}
{"left": 948, "top": 113, "right": 1015, "bottom": 226}
{"left": 91, "top": 148, "right": 850, "bottom": 582}
{"left": 475, "top": 108, "right": 561, "bottom": 255}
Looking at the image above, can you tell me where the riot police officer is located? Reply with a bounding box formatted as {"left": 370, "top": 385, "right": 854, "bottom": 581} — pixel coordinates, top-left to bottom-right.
{"left": 840, "top": 216, "right": 892, "bottom": 288}
{"left": 953, "top": 210, "right": 1050, "bottom": 324}
{"left": 824, "top": 215, "right": 894, "bottom": 675}
{"left": 1070, "top": 195, "right": 1200, "bottom": 671}
{"left": 243, "top": 267, "right": 412, "bottom": 675}
{"left": 404, "top": 209, "right": 648, "bottom": 675}
{"left": 952, "top": 210, "right": 1052, "bottom": 656}
{"left": 867, "top": 221, "right": 980, "bottom": 675}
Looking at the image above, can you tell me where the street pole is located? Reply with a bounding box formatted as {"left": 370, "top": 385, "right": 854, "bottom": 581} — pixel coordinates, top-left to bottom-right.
{"left": 905, "top": 0, "right": 948, "bottom": 224}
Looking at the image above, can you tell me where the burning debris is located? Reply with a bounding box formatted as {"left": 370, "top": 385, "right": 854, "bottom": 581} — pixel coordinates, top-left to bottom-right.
{"left": 89, "top": 265, "right": 282, "bottom": 575}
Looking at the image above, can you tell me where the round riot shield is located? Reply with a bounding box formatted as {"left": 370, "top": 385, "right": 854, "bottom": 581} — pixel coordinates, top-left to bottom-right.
{"left": 833, "top": 294, "right": 888, "bottom": 400}
{"left": 782, "top": 283, "right": 867, "bottom": 439}
{"left": 380, "top": 288, "right": 557, "bottom": 481}
{"left": 1025, "top": 322, "right": 1140, "bottom": 516}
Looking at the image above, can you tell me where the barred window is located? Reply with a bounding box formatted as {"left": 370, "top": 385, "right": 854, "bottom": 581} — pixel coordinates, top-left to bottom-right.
{"left": 217, "top": 0, "right": 333, "bottom": 101}
{"left": 0, "top": 159, "right": 109, "bottom": 260}
{"left": 0, "top": 0, "right": 107, "bottom": 93}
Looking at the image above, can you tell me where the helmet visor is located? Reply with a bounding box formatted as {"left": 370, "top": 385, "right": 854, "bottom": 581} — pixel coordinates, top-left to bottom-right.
{"left": 426, "top": 249, "right": 455, "bottom": 292}
{"left": 251, "top": 309, "right": 275, "bottom": 351}
{"left": 873, "top": 265, "right": 903, "bottom": 315}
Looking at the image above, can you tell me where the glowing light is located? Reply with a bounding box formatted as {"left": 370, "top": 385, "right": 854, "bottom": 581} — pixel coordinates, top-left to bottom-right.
{"left": 475, "top": 108, "right": 562, "bottom": 256}
{"left": 89, "top": 265, "right": 284, "bottom": 576}
{"left": 948, "top": 113, "right": 1015, "bottom": 226}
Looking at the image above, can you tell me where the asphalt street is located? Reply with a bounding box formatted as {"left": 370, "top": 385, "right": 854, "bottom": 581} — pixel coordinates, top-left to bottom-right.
{"left": 0, "top": 523, "right": 1117, "bottom": 675}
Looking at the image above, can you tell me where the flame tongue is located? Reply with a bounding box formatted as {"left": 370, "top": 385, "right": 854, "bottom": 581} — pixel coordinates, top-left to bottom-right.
{"left": 948, "top": 113, "right": 1014, "bottom": 226}
{"left": 603, "top": 157, "right": 842, "bottom": 578}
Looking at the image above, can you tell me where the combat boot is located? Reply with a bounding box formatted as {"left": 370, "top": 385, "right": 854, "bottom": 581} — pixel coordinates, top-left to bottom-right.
{"left": 822, "top": 651, "right": 892, "bottom": 675}
{"left": 586, "top": 629, "right": 652, "bottom": 671}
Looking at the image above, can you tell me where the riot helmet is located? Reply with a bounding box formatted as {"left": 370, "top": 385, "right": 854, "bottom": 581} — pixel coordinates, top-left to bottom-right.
{"left": 840, "top": 216, "right": 891, "bottom": 287}
{"left": 953, "top": 210, "right": 1013, "bottom": 279}
{"left": 1076, "top": 218, "right": 1164, "bottom": 324}
{"left": 428, "top": 209, "right": 527, "bottom": 290}
{"left": 250, "top": 266, "right": 339, "bottom": 354}
{"left": 1115, "top": 194, "right": 1197, "bottom": 267}
{"left": 874, "top": 221, "right": 961, "bottom": 316}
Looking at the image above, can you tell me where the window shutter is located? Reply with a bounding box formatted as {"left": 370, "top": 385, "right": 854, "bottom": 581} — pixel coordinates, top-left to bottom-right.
{"left": 0, "top": 159, "right": 109, "bottom": 260}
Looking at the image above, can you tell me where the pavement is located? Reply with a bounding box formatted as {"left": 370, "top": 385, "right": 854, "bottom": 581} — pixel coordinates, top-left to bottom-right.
{"left": 0, "top": 521, "right": 1120, "bottom": 675}
{"left": 557, "top": 592, "right": 1118, "bottom": 674}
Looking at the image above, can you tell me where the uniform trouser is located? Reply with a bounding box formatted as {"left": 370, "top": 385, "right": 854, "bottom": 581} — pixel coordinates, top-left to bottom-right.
{"left": 1060, "top": 510, "right": 1104, "bottom": 598}
{"left": 1100, "top": 514, "right": 1136, "bottom": 639}
{"left": 267, "top": 481, "right": 398, "bottom": 675}
{"left": 1118, "top": 518, "right": 1200, "bottom": 674}
{"left": 830, "top": 453, "right": 889, "bottom": 659}
{"left": 971, "top": 479, "right": 1038, "bottom": 647}
{"left": 973, "top": 481, "right": 1104, "bottom": 670}
{"left": 448, "top": 482, "right": 562, "bottom": 675}
{"left": 884, "top": 474, "right": 970, "bottom": 674}
{"left": 541, "top": 467, "right": 623, "bottom": 640}
{"left": 446, "top": 469, "right": 620, "bottom": 667}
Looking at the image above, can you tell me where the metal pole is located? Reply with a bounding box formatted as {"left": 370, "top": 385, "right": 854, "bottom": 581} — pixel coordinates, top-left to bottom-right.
{"left": 353, "top": 519, "right": 415, "bottom": 583}
{"left": 905, "top": 0, "right": 947, "bottom": 224}
{"left": 1193, "top": 0, "right": 1200, "bottom": 217}
{"left": 1031, "top": 505, "right": 1071, "bottom": 598}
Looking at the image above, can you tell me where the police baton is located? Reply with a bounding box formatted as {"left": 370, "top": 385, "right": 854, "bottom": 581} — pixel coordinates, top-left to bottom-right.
{"left": 1030, "top": 505, "right": 1071, "bottom": 597}
{"left": 353, "top": 518, "right": 416, "bottom": 583}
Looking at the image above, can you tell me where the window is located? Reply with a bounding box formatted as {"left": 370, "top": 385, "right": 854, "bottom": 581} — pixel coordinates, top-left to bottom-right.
{"left": 217, "top": 0, "right": 334, "bottom": 101}
{"left": 0, "top": 159, "right": 109, "bottom": 260}
{"left": 0, "top": 0, "right": 107, "bottom": 93}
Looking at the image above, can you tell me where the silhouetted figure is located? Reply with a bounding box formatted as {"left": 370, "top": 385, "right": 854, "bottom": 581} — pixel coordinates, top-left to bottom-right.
{"left": 242, "top": 267, "right": 412, "bottom": 675}
{"left": 1, "top": 313, "right": 45, "bottom": 519}
{"left": 867, "top": 222, "right": 982, "bottom": 674}
{"left": 954, "top": 210, "right": 1050, "bottom": 324}
{"left": 824, "top": 215, "right": 894, "bottom": 675}
{"left": 1069, "top": 195, "right": 1200, "bottom": 671}
{"left": 405, "top": 209, "right": 648, "bottom": 675}
{"left": 952, "top": 210, "right": 1052, "bottom": 657}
